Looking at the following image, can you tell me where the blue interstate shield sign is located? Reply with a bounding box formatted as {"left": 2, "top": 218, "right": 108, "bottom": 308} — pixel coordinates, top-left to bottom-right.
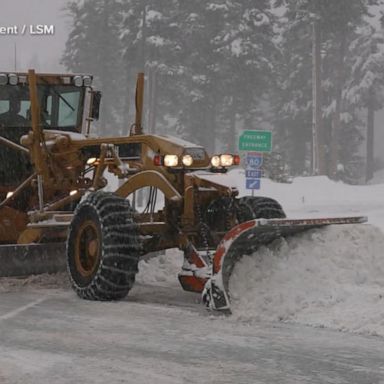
{"left": 246, "top": 178, "right": 261, "bottom": 190}
{"left": 246, "top": 154, "right": 263, "bottom": 169}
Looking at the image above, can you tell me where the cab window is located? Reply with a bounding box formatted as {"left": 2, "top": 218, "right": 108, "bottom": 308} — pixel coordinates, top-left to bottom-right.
{"left": 58, "top": 91, "right": 80, "bottom": 127}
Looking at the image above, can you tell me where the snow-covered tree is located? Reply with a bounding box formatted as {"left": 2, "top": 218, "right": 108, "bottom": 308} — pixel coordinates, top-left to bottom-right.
{"left": 272, "top": 0, "right": 384, "bottom": 182}
{"left": 344, "top": 15, "right": 384, "bottom": 181}
{"left": 271, "top": 2, "right": 313, "bottom": 175}
{"left": 62, "top": 0, "right": 124, "bottom": 135}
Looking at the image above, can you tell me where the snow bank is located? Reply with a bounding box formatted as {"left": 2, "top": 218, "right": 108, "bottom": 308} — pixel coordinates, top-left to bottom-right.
{"left": 369, "top": 168, "right": 384, "bottom": 185}
{"left": 202, "top": 168, "right": 384, "bottom": 229}
{"left": 229, "top": 224, "right": 384, "bottom": 336}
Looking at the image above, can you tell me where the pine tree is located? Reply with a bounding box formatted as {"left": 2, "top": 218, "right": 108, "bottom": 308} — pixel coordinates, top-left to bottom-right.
{"left": 319, "top": 0, "right": 384, "bottom": 182}
{"left": 272, "top": 2, "right": 313, "bottom": 175}
{"left": 272, "top": 0, "right": 384, "bottom": 182}
{"left": 344, "top": 17, "right": 384, "bottom": 182}
{"left": 168, "top": 0, "right": 278, "bottom": 152}
{"left": 63, "top": 0, "right": 278, "bottom": 153}
{"left": 215, "top": 0, "right": 278, "bottom": 152}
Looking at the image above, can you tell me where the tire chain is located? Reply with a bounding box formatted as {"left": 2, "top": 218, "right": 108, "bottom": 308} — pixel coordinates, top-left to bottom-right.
{"left": 194, "top": 190, "right": 239, "bottom": 261}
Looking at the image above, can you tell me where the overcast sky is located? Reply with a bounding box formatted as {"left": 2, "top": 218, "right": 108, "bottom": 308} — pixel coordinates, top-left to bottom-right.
{"left": 0, "top": 0, "right": 69, "bottom": 72}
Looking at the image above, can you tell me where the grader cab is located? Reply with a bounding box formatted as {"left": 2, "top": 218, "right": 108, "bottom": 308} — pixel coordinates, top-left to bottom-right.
{"left": 0, "top": 70, "right": 366, "bottom": 311}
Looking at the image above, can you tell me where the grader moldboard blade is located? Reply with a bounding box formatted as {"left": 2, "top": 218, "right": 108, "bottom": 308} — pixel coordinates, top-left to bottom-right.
{"left": 0, "top": 243, "right": 66, "bottom": 277}
{"left": 205, "top": 216, "right": 368, "bottom": 312}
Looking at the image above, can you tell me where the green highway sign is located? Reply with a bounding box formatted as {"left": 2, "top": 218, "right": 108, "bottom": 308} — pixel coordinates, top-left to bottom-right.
{"left": 239, "top": 130, "right": 272, "bottom": 152}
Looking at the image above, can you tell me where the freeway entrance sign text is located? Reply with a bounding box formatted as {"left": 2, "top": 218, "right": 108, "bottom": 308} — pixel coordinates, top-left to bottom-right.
{"left": 239, "top": 130, "right": 272, "bottom": 152}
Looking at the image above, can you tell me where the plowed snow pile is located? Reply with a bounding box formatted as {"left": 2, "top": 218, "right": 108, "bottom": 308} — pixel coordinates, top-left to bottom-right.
{"left": 136, "top": 249, "right": 183, "bottom": 286}
{"left": 229, "top": 224, "right": 384, "bottom": 336}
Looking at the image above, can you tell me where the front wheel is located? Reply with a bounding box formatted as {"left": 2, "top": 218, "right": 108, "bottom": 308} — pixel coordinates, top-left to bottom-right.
{"left": 66, "top": 191, "right": 142, "bottom": 301}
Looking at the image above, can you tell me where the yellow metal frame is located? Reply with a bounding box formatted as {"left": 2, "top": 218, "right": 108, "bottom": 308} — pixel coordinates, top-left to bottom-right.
{"left": 116, "top": 170, "right": 182, "bottom": 202}
{"left": 0, "top": 70, "right": 239, "bottom": 253}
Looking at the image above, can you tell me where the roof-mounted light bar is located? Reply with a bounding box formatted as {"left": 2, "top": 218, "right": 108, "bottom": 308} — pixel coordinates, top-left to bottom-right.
{"left": 73, "top": 75, "right": 93, "bottom": 87}
{"left": 0, "top": 73, "right": 20, "bottom": 85}
{"left": 8, "top": 73, "right": 18, "bottom": 85}
{"left": 0, "top": 73, "right": 93, "bottom": 86}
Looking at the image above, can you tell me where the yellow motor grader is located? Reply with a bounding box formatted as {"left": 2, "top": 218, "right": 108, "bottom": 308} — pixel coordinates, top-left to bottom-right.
{"left": 0, "top": 70, "right": 366, "bottom": 310}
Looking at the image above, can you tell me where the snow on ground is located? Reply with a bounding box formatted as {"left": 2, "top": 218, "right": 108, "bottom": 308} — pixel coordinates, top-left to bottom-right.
{"left": 200, "top": 169, "right": 384, "bottom": 229}
{"left": 136, "top": 249, "right": 183, "bottom": 286}
{"left": 133, "top": 169, "right": 384, "bottom": 336}
{"left": 0, "top": 251, "right": 183, "bottom": 292}
{"left": 229, "top": 224, "right": 384, "bottom": 336}
{"left": 223, "top": 169, "right": 384, "bottom": 336}
{"left": 369, "top": 168, "right": 384, "bottom": 185}
{"left": 2, "top": 168, "right": 384, "bottom": 338}
{"left": 148, "top": 169, "right": 384, "bottom": 336}
{"left": 0, "top": 272, "right": 70, "bottom": 293}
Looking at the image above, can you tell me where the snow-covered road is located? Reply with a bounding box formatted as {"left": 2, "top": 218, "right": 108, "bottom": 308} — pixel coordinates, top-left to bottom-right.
{"left": 0, "top": 285, "right": 384, "bottom": 384}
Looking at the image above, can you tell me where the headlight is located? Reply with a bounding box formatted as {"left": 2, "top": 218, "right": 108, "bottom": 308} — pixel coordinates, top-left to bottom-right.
{"left": 6, "top": 191, "right": 14, "bottom": 199}
{"left": 164, "top": 154, "right": 179, "bottom": 167}
{"left": 182, "top": 154, "right": 193, "bottom": 167}
{"left": 220, "top": 154, "right": 234, "bottom": 167}
{"left": 211, "top": 155, "right": 221, "bottom": 167}
{"left": 87, "top": 157, "right": 97, "bottom": 165}
{"left": 70, "top": 190, "right": 78, "bottom": 196}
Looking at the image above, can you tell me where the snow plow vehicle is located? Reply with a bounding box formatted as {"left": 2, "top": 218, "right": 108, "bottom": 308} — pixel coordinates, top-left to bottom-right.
{"left": 0, "top": 70, "right": 367, "bottom": 310}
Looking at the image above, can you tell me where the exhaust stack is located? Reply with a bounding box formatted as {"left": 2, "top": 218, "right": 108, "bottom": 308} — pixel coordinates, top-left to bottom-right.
{"left": 133, "top": 72, "right": 144, "bottom": 135}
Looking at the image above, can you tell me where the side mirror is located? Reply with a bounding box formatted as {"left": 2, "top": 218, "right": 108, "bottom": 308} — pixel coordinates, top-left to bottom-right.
{"left": 90, "top": 91, "right": 102, "bottom": 120}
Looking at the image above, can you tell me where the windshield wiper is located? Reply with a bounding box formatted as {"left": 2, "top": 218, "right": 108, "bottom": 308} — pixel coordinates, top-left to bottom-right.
{"left": 40, "top": 78, "right": 75, "bottom": 111}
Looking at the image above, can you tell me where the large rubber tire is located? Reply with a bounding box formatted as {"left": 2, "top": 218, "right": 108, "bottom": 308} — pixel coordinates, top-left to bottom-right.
{"left": 204, "top": 197, "right": 235, "bottom": 232}
{"left": 66, "top": 190, "right": 142, "bottom": 301}
{"left": 236, "top": 196, "right": 286, "bottom": 222}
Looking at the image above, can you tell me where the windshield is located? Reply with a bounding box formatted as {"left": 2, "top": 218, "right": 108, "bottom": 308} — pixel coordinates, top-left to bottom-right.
{"left": 0, "top": 84, "right": 84, "bottom": 132}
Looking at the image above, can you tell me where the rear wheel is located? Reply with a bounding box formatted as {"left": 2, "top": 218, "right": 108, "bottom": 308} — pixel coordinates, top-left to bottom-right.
{"left": 66, "top": 190, "right": 142, "bottom": 301}
{"left": 236, "top": 196, "right": 286, "bottom": 222}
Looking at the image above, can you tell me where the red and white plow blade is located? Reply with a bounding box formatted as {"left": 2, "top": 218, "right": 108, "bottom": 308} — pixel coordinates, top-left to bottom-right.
{"left": 198, "top": 216, "right": 367, "bottom": 311}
